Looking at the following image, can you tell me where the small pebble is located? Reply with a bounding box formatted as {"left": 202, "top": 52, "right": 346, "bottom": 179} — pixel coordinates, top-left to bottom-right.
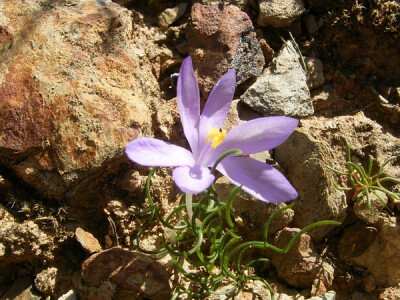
{"left": 75, "top": 227, "right": 102, "bottom": 253}
{"left": 158, "top": 3, "right": 187, "bottom": 29}
{"left": 58, "top": 289, "right": 78, "bottom": 300}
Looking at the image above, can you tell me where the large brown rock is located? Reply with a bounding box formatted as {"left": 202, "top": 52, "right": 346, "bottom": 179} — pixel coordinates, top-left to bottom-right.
{"left": 270, "top": 228, "right": 334, "bottom": 295}
{"left": 80, "top": 247, "right": 171, "bottom": 300}
{"left": 339, "top": 215, "right": 400, "bottom": 287}
{"left": 187, "top": 3, "right": 265, "bottom": 98}
{"left": 274, "top": 121, "right": 347, "bottom": 241}
{"left": 0, "top": 0, "right": 158, "bottom": 202}
{"left": 275, "top": 112, "right": 400, "bottom": 241}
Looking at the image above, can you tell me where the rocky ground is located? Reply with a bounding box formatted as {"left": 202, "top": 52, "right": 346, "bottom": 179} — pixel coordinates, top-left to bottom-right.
{"left": 0, "top": 0, "right": 400, "bottom": 299}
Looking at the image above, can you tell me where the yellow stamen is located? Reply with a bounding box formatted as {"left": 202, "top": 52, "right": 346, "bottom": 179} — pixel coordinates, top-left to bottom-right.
{"left": 206, "top": 128, "right": 227, "bottom": 148}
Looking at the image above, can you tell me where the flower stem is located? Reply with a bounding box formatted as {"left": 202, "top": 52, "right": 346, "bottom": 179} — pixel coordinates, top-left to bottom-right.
{"left": 210, "top": 149, "right": 243, "bottom": 174}
{"left": 186, "top": 193, "right": 193, "bottom": 220}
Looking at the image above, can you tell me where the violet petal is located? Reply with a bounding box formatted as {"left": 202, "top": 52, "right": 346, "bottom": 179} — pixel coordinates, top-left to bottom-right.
{"left": 126, "top": 138, "right": 195, "bottom": 167}
{"left": 205, "top": 117, "right": 298, "bottom": 165}
{"left": 198, "top": 69, "right": 236, "bottom": 153}
{"left": 201, "top": 69, "right": 236, "bottom": 130}
{"left": 173, "top": 164, "right": 215, "bottom": 194}
{"left": 177, "top": 57, "right": 201, "bottom": 157}
{"left": 217, "top": 156, "right": 298, "bottom": 203}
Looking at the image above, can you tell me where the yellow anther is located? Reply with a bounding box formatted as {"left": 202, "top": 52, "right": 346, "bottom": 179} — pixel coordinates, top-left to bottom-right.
{"left": 206, "top": 128, "right": 227, "bottom": 148}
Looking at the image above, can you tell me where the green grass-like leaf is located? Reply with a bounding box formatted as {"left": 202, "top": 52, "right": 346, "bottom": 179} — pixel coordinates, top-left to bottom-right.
{"left": 328, "top": 143, "right": 399, "bottom": 209}
{"left": 131, "top": 151, "right": 341, "bottom": 298}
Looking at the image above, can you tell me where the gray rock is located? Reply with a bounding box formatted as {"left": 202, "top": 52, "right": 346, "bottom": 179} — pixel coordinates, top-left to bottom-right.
{"left": 231, "top": 29, "right": 265, "bottom": 84}
{"left": 308, "top": 291, "right": 336, "bottom": 300}
{"left": 258, "top": 0, "right": 306, "bottom": 27}
{"left": 305, "top": 57, "right": 325, "bottom": 90}
{"left": 158, "top": 2, "right": 187, "bottom": 29}
{"left": 241, "top": 41, "right": 313, "bottom": 117}
{"left": 94, "top": 0, "right": 112, "bottom": 6}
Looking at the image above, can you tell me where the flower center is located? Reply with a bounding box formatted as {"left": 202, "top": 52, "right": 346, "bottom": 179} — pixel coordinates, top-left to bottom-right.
{"left": 206, "top": 128, "right": 227, "bottom": 148}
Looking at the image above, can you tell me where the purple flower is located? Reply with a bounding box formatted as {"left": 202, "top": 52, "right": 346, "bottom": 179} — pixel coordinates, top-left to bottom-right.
{"left": 126, "top": 57, "right": 298, "bottom": 205}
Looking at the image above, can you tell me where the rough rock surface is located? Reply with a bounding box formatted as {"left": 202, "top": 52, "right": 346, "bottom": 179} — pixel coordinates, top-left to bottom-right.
{"left": 275, "top": 112, "right": 400, "bottom": 241}
{"left": 207, "top": 280, "right": 273, "bottom": 300}
{"left": 158, "top": 2, "right": 187, "bottom": 29}
{"left": 339, "top": 215, "right": 400, "bottom": 287}
{"left": 75, "top": 227, "right": 102, "bottom": 253}
{"left": 305, "top": 57, "right": 325, "bottom": 90}
{"left": 309, "top": 291, "right": 336, "bottom": 300}
{"left": 274, "top": 120, "right": 347, "bottom": 241}
{"left": 241, "top": 41, "right": 313, "bottom": 117}
{"left": 34, "top": 265, "right": 74, "bottom": 298}
{"left": 338, "top": 221, "right": 378, "bottom": 261}
{"left": 79, "top": 247, "right": 171, "bottom": 299}
{"left": 58, "top": 289, "right": 78, "bottom": 300}
{"left": 270, "top": 228, "right": 334, "bottom": 295}
{"left": 258, "top": 0, "right": 306, "bottom": 27}
{"left": 378, "top": 286, "right": 400, "bottom": 300}
{"left": 187, "top": 3, "right": 264, "bottom": 98}
{"left": 0, "top": 0, "right": 158, "bottom": 202}
{"left": 353, "top": 190, "right": 387, "bottom": 224}
{"left": 34, "top": 267, "right": 57, "bottom": 296}
{"left": 199, "top": 0, "right": 248, "bottom": 10}
{"left": 0, "top": 205, "right": 55, "bottom": 285}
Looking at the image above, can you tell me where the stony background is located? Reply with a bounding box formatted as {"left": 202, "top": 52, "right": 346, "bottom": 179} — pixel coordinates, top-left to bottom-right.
{"left": 0, "top": 0, "right": 399, "bottom": 299}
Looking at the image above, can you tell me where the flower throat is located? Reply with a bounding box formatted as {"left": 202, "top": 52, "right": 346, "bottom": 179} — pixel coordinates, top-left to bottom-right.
{"left": 206, "top": 128, "right": 227, "bottom": 148}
